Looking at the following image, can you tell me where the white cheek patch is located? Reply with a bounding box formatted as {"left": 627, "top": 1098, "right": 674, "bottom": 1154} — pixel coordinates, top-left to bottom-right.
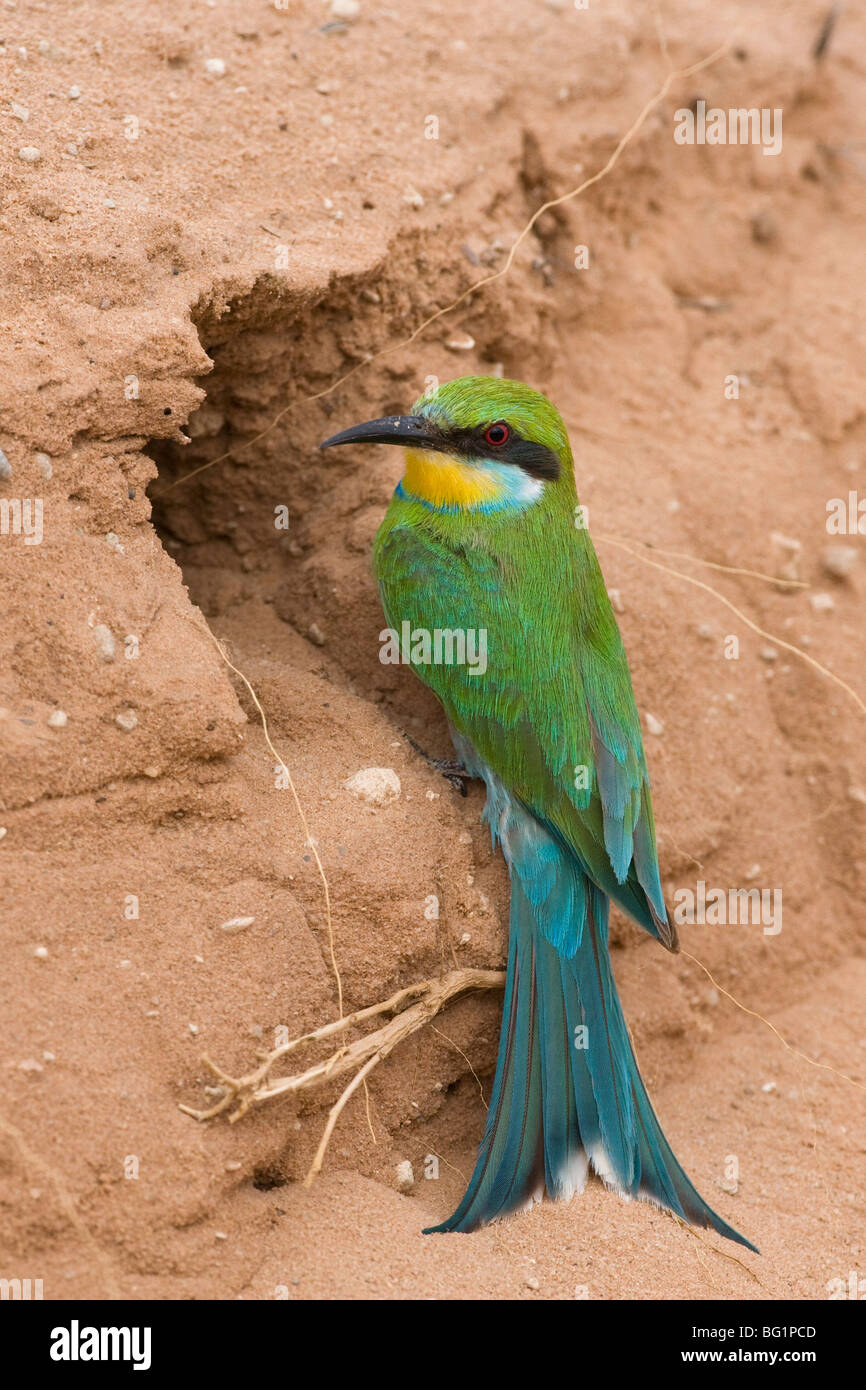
{"left": 475, "top": 459, "right": 545, "bottom": 511}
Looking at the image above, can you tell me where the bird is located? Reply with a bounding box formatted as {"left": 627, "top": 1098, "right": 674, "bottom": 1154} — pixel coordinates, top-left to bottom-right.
{"left": 320, "top": 376, "right": 756, "bottom": 1251}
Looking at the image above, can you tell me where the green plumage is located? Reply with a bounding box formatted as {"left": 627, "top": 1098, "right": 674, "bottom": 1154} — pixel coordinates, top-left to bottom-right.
{"left": 323, "top": 375, "right": 755, "bottom": 1248}
{"left": 373, "top": 377, "right": 669, "bottom": 947}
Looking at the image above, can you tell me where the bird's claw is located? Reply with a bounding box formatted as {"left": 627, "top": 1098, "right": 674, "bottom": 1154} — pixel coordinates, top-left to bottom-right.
{"left": 404, "top": 734, "right": 473, "bottom": 796}
{"left": 442, "top": 768, "right": 470, "bottom": 797}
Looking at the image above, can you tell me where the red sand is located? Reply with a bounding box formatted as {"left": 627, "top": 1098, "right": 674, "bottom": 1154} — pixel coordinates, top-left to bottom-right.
{"left": 0, "top": 0, "right": 864, "bottom": 1299}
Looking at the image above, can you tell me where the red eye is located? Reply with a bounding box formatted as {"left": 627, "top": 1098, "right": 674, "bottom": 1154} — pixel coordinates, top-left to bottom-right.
{"left": 485, "top": 422, "right": 510, "bottom": 447}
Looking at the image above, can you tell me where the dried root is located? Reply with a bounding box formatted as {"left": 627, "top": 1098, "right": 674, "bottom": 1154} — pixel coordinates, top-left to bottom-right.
{"left": 179, "top": 968, "right": 504, "bottom": 1185}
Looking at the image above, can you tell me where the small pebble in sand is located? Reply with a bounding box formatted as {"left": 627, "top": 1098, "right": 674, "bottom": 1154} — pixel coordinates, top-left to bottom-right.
{"left": 225, "top": 1160, "right": 242, "bottom": 1172}
{"left": 93, "top": 623, "right": 116, "bottom": 662}
{"left": 10, "top": 101, "right": 29, "bottom": 121}
{"left": 607, "top": 587, "right": 624, "bottom": 614}
{"left": 761, "top": 1081, "right": 776, "bottom": 1093}
{"left": 759, "top": 646, "right": 778, "bottom": 662}
{"left": 188, "top": 1023, "right": 199, "bottom": 1035}
{"left": 115, "top": 710, "right": 137, "bottom": 732}
{"left": 187, "top": 403, "right": 225, "bottom": 439}
{"left": 330, "top": 0, "right": 361, "bottom": 20}
{"left": 751, "top": 209, "right": 778, "bottom": 244}
{"left": 525, "top": 1276, "right": 540, "bottom": 1290}
{"left": 0, "top": 449, "right": 11, "bottom": 479}
{"left": 105, "top": 531, "right": 124, "bottom": 552}
{"left": 644, "top": 712, "right": 664, "bottom": 736}
{"left": 47, "top": 709, "right": 68, "bottom": 728}
{"left": 220, "top": 915, "right": 255, "bottom": 934}
{"left": 696, "top": 623, "right": 713, "bottom": 640}
{"left": 395, "top": 1160, "right": 414, "bottom": 1192}
{"left": 403, "top": 185, "right": 424, "bottom": 210}
{"left": 820, "top": 544, "right": 857, "bottom": 581}
{"left": 809, "top": 591, "right": 835, "bottom": 614}
{"left": 848, "top": 786, "right": 866, "bottom": 805}
{"left": 68, "top": 85, "right": 81, "bottom": 99}
{"left": 31, "top": 197, "right": 62, "bottom": 222}
{"left": 446, "top": 330, "right": 475, "bottom": 352}
{"left": 344, "top": 767, "right": 401, "bottom": 806}
{"left": 0, "top": 828, "right": 7, "bottom": 842}
{"left": 204, "top": 57, "right": 226, "bottom": 76}
{"left": 34, "top": 946, "right": 49, "bottom": 959}
{"left": 18, "top": 146, "right": 42, "bottom": 163}
{"left": 307, "top": 622, "right": 326, "bottom": 646}
{"left": 35, "top": 452, "right": 52, "bottom": 478}
{"left": 459, "top": 932, "right": 471, "bottom": 945}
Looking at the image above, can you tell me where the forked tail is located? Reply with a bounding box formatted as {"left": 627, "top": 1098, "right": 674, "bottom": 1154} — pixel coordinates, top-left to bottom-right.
{"left": 425, "top": 847, "right": 757, "bottom": 1252}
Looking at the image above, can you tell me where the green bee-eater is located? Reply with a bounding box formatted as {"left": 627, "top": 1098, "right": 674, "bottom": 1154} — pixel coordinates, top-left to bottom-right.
{"left": 320, "top": 376, "right": 756, "bottom": 1251}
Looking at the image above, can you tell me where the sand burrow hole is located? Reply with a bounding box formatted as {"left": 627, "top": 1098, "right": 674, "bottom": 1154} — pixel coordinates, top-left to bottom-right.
{"left": 146, "top": 257, "right": 547, "bottom": 738}
{"left": 146, "top": 274, "right": 444, "bottom": 735}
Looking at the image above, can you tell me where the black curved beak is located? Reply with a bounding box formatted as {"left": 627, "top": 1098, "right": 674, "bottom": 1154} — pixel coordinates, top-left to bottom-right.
{"left": 319, "top": 414, "right": 446, "bottom": 452}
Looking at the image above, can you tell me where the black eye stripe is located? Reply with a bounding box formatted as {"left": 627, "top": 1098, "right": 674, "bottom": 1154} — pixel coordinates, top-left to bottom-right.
{"left": 503, "top": 437, "right": 561, "bottom": 481}
{"left": 434, "top": 422, "right": 561, "bottom": 482}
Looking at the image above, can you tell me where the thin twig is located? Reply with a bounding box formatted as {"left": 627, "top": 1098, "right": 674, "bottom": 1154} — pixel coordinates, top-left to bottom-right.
{"left": 208, "top": 632, "right": 344, "bottom": 1019}
{"left": 598, "top": 536, "right": 866, "bottom": 715}
{"left": 304, "top": 1053, "right": 383, "bottom": 1187}
{"left": 160, "top": 39, "right": 733, "bottom": 495}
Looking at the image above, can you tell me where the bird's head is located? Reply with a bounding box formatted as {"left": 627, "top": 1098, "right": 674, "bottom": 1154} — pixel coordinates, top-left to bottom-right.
{"left": 319, "top": 376, "right": 574, "bottom": 513}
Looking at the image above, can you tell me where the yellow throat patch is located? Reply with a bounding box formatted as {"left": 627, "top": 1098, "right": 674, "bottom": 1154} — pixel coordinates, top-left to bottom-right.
{"left": 402, "top": 447, "right": 501, "bottom": 510}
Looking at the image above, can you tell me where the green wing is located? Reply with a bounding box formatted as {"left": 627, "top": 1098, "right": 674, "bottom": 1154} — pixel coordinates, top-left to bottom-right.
{"left": 374, "top": 500, "right": 673, "bottom": 949}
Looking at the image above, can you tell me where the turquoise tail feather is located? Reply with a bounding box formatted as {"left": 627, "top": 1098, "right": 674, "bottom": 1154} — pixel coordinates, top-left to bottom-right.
{"left": 425, "top": 802, "right": 758, "bottom": 1252}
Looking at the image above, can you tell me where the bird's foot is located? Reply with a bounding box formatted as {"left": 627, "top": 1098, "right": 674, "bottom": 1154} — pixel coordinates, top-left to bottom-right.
{"left": 403, "top": 733, "right": 474, "bottom": 797}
